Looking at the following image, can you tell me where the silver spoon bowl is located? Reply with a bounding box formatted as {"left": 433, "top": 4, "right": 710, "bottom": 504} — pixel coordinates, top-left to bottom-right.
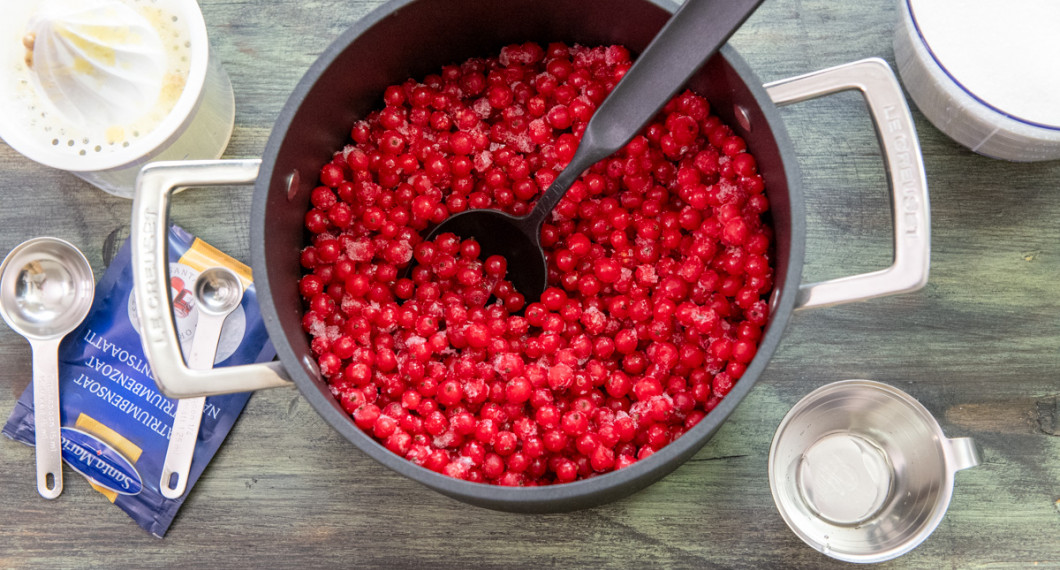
{"left": 0, "top": 237, "right": 94, "bottom": 499}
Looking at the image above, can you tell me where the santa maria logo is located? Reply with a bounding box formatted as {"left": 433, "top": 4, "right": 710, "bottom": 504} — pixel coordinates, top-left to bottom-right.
{"left": 60, "top": 428, "right": 143, "bottom": 495}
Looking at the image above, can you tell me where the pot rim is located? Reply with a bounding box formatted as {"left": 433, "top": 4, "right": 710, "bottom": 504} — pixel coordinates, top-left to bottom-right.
{"left": 252, "top": 0, "right": 805, "bottom": 511}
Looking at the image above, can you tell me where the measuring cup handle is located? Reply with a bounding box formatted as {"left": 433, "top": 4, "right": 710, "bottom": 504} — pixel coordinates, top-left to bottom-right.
{"left": 765, "top": 58, "right": 930, "bottom": 309}
{"left": 131, "top": 159, "right": 293, "bottom": 398}
{"left": 945, "top": 437, "right": 981, "bottom": 473}
{"left": 31, "top": 337, "right": 63, "bottom": 499}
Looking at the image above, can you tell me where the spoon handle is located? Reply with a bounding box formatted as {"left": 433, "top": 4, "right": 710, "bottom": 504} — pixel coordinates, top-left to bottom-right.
{"left": 160, "top": 397, "right": 207, "bottom": 499}
{"left": 31, "top": 337, "right": 63, "bottom": 499}
{"left": 525, "top": 0, "right": 763, "bottom": 230}
{"left": 159, "top": 313, "right": 225, "bottom": 499}
{"left": 187, "top": 312, "right": 227, "bottom": 370}
{"left": 581, "top": 0, "right": 763, "bottom": 156}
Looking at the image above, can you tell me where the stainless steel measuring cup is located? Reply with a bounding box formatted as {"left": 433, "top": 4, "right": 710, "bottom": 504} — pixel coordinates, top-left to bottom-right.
{"left": 768, "top": 379, "right": 980, "bottom": 563}
{"left": 0, "top": 237, "right": 94, "bottom": 498}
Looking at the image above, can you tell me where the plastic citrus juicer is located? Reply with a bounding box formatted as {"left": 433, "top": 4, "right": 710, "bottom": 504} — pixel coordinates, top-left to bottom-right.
{"left": 0, "top": 0, "right": 234, "bottom": 197}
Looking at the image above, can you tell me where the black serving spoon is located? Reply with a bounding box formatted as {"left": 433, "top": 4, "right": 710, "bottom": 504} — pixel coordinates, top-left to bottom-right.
{"left": 426, "top": 0, "right": 764, "bottom": 303}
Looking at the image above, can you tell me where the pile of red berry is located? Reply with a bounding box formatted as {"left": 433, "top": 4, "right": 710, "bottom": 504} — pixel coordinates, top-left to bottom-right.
{"left": 299, "top": 41, "right": 773, "bottom": 486}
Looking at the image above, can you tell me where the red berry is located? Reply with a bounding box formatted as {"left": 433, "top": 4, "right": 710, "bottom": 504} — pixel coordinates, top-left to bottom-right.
{"left": 320, "top": 163, "right": 345, "bottom": 187}
{"left": 303, "top": 42, "right": 774, "bottom": 488}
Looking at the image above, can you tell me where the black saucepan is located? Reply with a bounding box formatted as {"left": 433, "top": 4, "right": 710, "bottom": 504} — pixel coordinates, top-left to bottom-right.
{"left": 132, "top": 0, "right": 929, "bottom": 512}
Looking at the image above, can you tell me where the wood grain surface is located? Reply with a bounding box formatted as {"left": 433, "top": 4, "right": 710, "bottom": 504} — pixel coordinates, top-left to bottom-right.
{"left": 2, "top": 0, "right": 1059, "bottom": 568}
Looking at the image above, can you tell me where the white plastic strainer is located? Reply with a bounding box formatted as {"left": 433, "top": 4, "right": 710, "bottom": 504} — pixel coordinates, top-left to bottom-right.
{"left": 0, "top": 0, "right": 234, "bottom": 197}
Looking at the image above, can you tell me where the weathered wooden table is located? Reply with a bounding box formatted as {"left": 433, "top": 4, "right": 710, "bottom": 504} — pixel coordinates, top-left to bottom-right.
{"left": 2, "top": 0, "right": 1058, "bottom": 567}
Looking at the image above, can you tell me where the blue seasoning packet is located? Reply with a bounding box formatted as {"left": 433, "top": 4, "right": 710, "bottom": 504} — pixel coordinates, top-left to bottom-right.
{"left": 2, "top": 225, "right": 274, "bottom": 537}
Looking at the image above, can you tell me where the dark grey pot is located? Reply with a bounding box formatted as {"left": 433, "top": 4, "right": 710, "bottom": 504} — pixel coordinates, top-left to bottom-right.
{"left": 251, "top": 0, "right": 804, "bottom": 512}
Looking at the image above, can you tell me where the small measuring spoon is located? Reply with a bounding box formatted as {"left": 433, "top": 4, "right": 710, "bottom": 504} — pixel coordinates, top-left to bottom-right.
{"left": 425, "top": 0, "right": 763, "bottom": 303}
{"left": 0, "top": 237, "right": 94, "bottom": 499}
{"left": 160, "top": 266, "right": 244, "bottom": 499}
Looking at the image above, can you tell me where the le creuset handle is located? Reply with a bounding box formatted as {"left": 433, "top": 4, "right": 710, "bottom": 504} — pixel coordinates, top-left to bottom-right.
{"left": 765, "top": 58, "right": 930, "bottom": 310}
{"left": 131, "top": 159, "right": 293, "bottom": 398}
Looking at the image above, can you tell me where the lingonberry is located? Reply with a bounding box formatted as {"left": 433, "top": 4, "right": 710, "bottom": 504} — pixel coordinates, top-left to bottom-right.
{"left": 301, "top": 41, "right": 774, "bottom": 487}
{"left": 320, "top": 163, "right": 345, "bottom": 188}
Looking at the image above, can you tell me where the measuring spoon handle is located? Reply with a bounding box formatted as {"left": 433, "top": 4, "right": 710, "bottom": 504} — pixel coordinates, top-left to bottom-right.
{"left": 187, "top": 312, "right": 227, "bottom": 370}
{"left": 31, "top": 337, "right": 63, "bottom": 499}
{"left": 159, "top": 312, "right": 225, "bottom": 499}
{"left": 160, "top": 397, "right": 207, "bottom": 499}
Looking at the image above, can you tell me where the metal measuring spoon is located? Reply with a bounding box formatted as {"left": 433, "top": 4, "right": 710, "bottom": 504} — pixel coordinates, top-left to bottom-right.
{"left": 425, "top": 0, "right": 763, "bottom": 303}
{"left": 160, "top": 266, "right": 243, "bottom": 499}
{"left": 0, "top": 237, "right": 94, "bottom": 499}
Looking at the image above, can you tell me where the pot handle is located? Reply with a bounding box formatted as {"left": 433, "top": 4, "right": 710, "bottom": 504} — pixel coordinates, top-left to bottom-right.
{"left": 765, "top": 58, "right": 930, "bottom": 310}
{"left": 131, "top": 159, "right": 294, "bottom": 398}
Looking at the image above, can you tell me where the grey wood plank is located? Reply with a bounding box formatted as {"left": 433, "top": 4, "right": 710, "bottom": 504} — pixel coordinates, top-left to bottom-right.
{"left": 2, "top": 0, "right": 1059, "bottom": 568}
